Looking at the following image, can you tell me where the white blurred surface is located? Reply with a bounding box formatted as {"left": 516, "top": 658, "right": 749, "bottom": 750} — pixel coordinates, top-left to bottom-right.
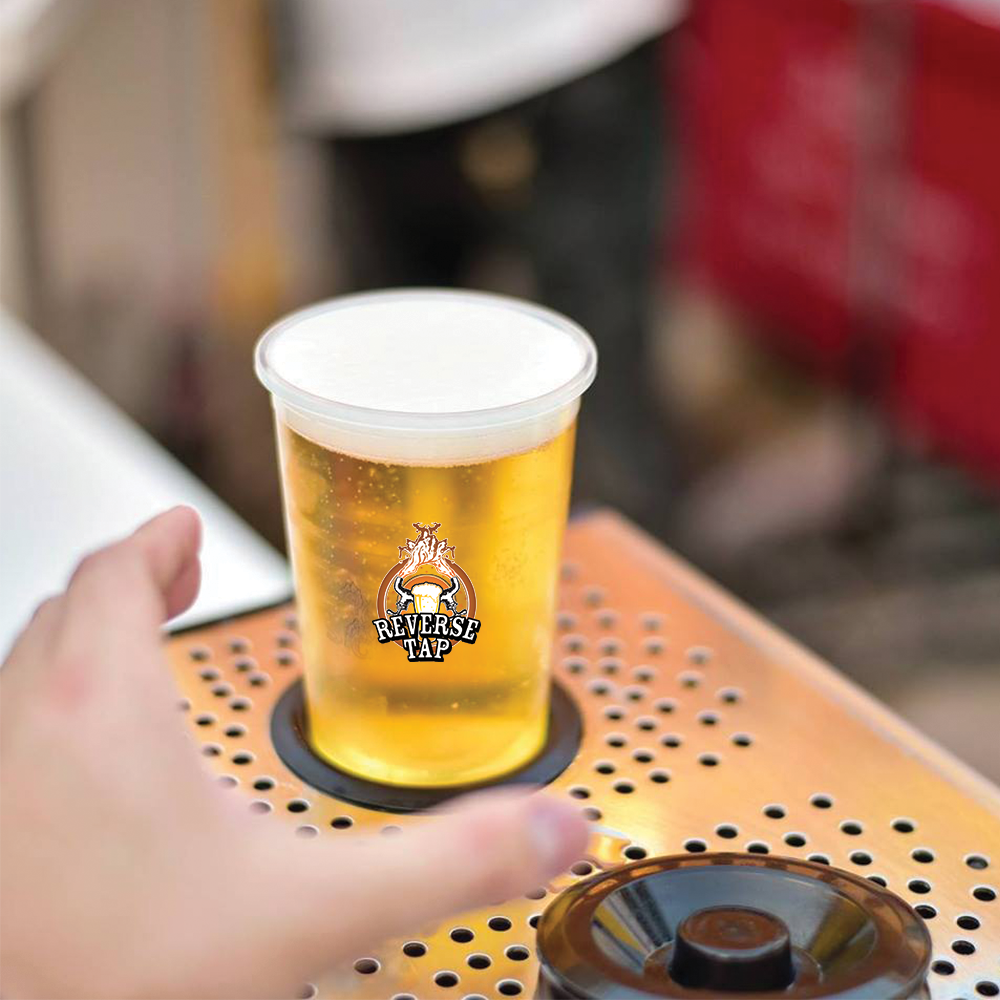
{"left": 0, "top": 312, "right": 290, "bottom": 655}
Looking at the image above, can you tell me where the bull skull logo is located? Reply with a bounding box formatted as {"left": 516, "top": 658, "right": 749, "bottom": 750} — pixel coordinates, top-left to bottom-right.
{"left": 373, "top": 522, "right": 478, "bottom": 659}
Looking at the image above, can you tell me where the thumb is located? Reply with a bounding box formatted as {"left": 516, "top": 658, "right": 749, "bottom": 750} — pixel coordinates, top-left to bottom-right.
{"left": 261, "top": 790, "right": 588, "bottom": 974}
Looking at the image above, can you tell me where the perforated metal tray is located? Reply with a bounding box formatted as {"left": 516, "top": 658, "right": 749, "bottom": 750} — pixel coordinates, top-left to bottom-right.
{"left": 168, "top": 511, "right": 1000, "bottom": 1000}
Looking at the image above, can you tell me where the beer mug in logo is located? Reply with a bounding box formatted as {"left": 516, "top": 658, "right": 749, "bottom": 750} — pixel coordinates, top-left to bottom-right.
{"left": 395, "top": 568, "right": 459, "bottom": 616}
{"left": 256, "top": 289, "right": 597, "bottom": 787}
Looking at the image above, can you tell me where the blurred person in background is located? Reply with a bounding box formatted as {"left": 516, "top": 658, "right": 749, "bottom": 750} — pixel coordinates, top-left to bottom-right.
{"left": 275, "top": 0, "right": 686, "bottom": 530}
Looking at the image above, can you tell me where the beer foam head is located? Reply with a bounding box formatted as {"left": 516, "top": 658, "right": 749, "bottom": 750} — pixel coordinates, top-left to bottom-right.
{"left": 256, "top": 290, "right": 597, "bottom": 464}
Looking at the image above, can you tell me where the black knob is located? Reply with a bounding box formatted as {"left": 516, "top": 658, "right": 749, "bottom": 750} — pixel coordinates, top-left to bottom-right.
{"left": 668, "top": 905, "right": 796, "bottom": 992}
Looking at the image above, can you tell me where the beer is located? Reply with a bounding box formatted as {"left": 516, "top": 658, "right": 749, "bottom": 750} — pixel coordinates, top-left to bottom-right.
{"left": 257, "top": 290, "right": 596, "bottom": 786}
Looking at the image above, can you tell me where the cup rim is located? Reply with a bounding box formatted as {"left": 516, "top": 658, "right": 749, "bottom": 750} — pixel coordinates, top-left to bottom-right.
{"left": 254, "top": 288, "right": 598, "bottom": 433}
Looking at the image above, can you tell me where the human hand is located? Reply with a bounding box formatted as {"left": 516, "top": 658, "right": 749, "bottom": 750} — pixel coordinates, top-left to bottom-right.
{"left": 0, "top": 507, "right": 588, "bottom": 999}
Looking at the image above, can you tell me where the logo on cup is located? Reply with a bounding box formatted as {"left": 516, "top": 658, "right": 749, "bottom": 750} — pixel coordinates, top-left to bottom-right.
{"left": 371, "top": 522, "right": 482, "bottom": 660}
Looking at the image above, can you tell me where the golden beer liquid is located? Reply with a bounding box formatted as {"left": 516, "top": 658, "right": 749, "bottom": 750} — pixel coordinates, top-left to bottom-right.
{"left": 279, "top": 420, "right": 576, "bottom": 787}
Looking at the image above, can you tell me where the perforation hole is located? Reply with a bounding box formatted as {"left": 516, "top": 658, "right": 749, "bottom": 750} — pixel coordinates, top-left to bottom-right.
{"left": 810, "top": 794, "right": 833, "bottom": 809}
{"left": 684, "top": 839, "right": 707, "bottom": 853}
{"left": 568, "top": 785, "right": 591, "bottom": 800}
{"left": 911, "top": 848, "right": 935, "bottom": 864}
{"left": 276, "top": 652, "right": 295, "bottom": 667}
{"left": 189, "top": 647, "right": 210, "bottom": 662}
{"left": 466, "top": 954, "right": 491, "bottom": 970}
{"left": 178, "top": 699, "right": 191, "bottom": 711}
{"left": 563, "top": 635, "right": 586, "bottom": 654}
{"left": 660, "top": 734, "right": 682, "bottom": 748}
{"left": 624, "top": 686, "right": 645, "bottom": 702}
{"left": 505, "top": 946, "right": 530, "bottom": 962}
{"left": 649, "top": 769, "right": 670, "bottom": 784}
{"left": 253, "top": 777, "right": 275, "bottom": 791}
{"left": 613, "top": 780, "right": 636, "bottom": 795}
{"left": 195, "top": 714, "right": 214, "bottom": 727}
{"left": 450, "top": 927, "right": 474, "bottom": 943}
{"left": 588, "top": 680, "right": 610, "bottom": 697}
{"left": 354, "top": 959, "right": 378, "bottom": 975}
{"left": 840, "top": 820, "right": 863, "bottom": 836}
{"left": 957, "top": 915, "right": 980, "bottom": 931}
{"left": 563, "top": 657, "right": 586, "bottom": 675}
{"left": 966, "top": 854, "right": 990, "bottom": 870}
{"left": 596, "top": 610, "right": 618, "bottom": 629}
{"left": 976, "top": 982, "right": 999, "bottom": 997}
{"left": 698, "top": 753, "right": 720, "bottom": 767}
{"left": 434, "top": 971, "right": 459, "bottom": 988}
{"left": 488, "top": 916, "right": 512, "bottom": 932}
{"left": 892, "top": 817, "right": 916, "bottom": 833}
{"left": 557, "top": 612, "right": 577, "bottom": 631}
{"left": 331, "top": 816, "right": 353, "bottom": 829}
{"left": 635, "top": 716, "right": 657, "bottom": 732}
{"left": 644, "top": 638, "right": 664, "bottom": 656}
{"left": 655, "top": 698, "right": 677, "bottom": 714}
{"left": 381, "top": 825, "right": 402, "bottom": 836}
{"left": 747, "top": 841, "right": 770, "bottom": 854}
{"left": 229, "top": 638, "right": 249, "bottom": 654}
{"left": 932, "top": 960, "right": 955, "bottom": 976}
{"left": 582, "top": 807, "right": 602, "bottom": 821}
{"left": 211, "top": 684, "right": 233, "bottom": 698}
{"left": 763, "top": 804, "right": 786, "bottom": 819}
{"left": 234, "top": 658, "right": 255, "bottom": 673}
{"left": 217, "top": 775, "right": 237, "bottom": 787}
{"left": 972, "top": 885, "right": 996, "bottom": 902}
{"left": 605, "top": 733, "right": 627, "bottom": 748}
{"left": 952, "top": 939, "right": 976, "bottom": 956}
{"left": 624, "top": 845, "right": 647, "bottom": 860}
{"left": 808, "top": 854, "right": 831, "bottom": 865}
{"left": 231, "top": 751, "right": 254, "bottom": 766}
{"left": 678, "top": 671, "right": 702, "bottom": 689}
{"left": 528, "top": 914, "right": 541, "bottom": 929}
{"left": 202, "top": 744, "right": 222, "bottom": 757}
{"left": 248, "top": 672, "right": 270, "bottom": 687}
{"left": 594, "top": 761, "right": 616, "bottom": 775}
{"left": 599, "top": 657, "right": 622, "bottom": 675}
{"left": 731, "top": 733, "right": 753, "bottom": 747}
{"left": 300, "top": 984, "right": 318, "bottom": 999}
{"left": 850, "top": 851, "right": 873, "bottom": 866}
{"left": 249, "top": 800, "right": 271, "bottom": 814}
{"left": 391, "top": 995, "right": 416, "bottom": 1000}
{"left": 604, "top": 706, "right": 625, "bottom": 721}
{"left": 915, "top": 904, "right": 937, "bottom": 919}
{"left": 718, "top": 687, "right": 742, "bottom": 704}
{"left": 698, "top": 711, "right": 719, "bottom": 726}
{"left": 287, "top": 799, "right": 309, "bottom": 813}
{"left": 716, "top": 824, "right": 739, "bottom": 840}
{"left": 633, "top": 667, "right": 656, "bottom": 683}
{"left": 230, "top": 697, "right": 251, "bottom": 712}
{"left": 276, "top": 631, "right": 296, "bottom": 647}
{"left": 296, "top": 825, "right": 318, "bottom": 838}
{"left": 599, "top": 641, "right": 621, "bottom": 657}
{"left": 584, "top": 586, "right": 605, "bottom": 607}
{"left": 908, "top": 879, "right": 932, "bottom": 894}
{"left": 497, "top": 981, "right": 523, "bottom": 997}
{"left": 784, "top": 832, "right": 807, "bottom": 848}
{"left": 224, "top": 725, "right": 246, "bottom": 738}
{"left": 867, "top": 875, "right": 888, "bottom": 887}
{"left": 199, "top": 668, "right": 220, "bottom": 682}
{"left": 571, "top": 861, "right": 594, "bottom": 877}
